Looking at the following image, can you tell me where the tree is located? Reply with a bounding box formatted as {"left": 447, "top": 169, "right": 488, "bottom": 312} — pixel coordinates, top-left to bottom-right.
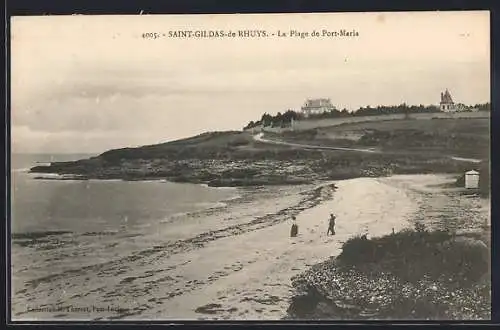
{"left": 477, "top": 103, "right": 491, "bottom": 111}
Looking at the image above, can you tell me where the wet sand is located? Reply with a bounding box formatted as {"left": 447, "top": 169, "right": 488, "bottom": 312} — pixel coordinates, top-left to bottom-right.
{"left": 133, "top": 176, "right": 418, "bottom": 320}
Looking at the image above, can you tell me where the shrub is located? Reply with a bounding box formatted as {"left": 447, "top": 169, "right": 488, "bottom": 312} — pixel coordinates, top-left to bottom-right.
{"left": 337, "top": 235, "right": 375, "bottom": 264}
{"left": 337, "top": 229, "right": 488, "bottom": 287}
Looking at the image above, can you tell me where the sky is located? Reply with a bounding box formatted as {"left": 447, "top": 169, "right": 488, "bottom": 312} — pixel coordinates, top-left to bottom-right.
{"left": 11, "top": 11, "right": 490, "bottom": 154}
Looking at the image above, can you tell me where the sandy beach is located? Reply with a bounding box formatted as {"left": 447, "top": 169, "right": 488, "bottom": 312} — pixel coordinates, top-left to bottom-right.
{"left": 129, "top": 176, "right": 419, "bottom": 320}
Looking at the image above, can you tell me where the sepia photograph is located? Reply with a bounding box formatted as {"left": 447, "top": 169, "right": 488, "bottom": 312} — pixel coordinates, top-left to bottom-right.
{"left": 10, "top": 11, "right": 491, "bottom": 321}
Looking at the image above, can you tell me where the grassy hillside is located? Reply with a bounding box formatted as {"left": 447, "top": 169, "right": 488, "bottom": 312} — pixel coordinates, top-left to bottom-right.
{"left": 30, "top": 131, "right": 326, "bottom": 185}
{"left": 278, "top": 118, "right": 490, "bottom": 159}
{"left": 30, "top": 118, "right": 490, "bottom": 187}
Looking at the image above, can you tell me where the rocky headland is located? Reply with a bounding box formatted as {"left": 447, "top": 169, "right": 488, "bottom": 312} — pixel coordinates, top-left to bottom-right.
{"left": 29, "top": 125, "right": 488, "bottom": 190}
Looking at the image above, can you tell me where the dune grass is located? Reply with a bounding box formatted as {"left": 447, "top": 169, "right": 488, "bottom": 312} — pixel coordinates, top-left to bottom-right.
{"left": 337, "top": 229, "right": 489, "bottom": 287}
{"left": 287, "top": 227, "right": 491, "bottom": 320}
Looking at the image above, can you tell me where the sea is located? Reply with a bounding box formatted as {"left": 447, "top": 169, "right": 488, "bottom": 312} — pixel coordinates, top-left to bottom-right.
{"left": 10, "top": 153, "right": 316, "bottom": 320}
{"left": 11, "top": 153, "right": 239, "bottom": 235}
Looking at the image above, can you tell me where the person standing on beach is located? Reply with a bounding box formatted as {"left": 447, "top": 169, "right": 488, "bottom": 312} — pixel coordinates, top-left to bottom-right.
{"left": 290, "top": 216, "right": 298, "bottom": 237}
{"left": 327, "top": 214, "right": 336, "bottom": 235}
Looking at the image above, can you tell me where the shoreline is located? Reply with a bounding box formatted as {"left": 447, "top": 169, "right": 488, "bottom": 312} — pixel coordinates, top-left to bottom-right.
{"left": 29, "top": 173, "right": 315, "bottom": 187}
{"left": 128, "top": 175, "right": 418, "bottom": 320}
{"left": 11, "top": 179, "right": 332, "bottom": 320}
{"left": 11, "top": 173, "right": 490, "bottom": 320}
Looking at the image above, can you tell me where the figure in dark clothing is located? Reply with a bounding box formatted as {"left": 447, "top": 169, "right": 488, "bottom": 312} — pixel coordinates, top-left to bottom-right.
{"left": 327, "top": 214, "right": 336, "bottom": 235}
{"left": 290, "top": 216, "right": 298, "bottom": 237}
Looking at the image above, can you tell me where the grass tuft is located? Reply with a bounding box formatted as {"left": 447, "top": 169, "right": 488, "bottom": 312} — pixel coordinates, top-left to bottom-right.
{"left": 288, "top": 228, "right": 491, "bottom": 320}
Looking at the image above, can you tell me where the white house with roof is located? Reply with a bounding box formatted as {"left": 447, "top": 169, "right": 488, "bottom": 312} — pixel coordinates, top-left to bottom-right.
{"left": 301, "top": 98, "right": 336, "bottom": 117}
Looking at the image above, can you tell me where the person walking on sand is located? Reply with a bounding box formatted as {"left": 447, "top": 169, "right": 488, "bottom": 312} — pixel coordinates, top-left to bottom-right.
{"left": 327, "top": 213, "right": 336, "bottom": 235}
{"left": 290, "top": 216, "right": 298, "bottom": 237}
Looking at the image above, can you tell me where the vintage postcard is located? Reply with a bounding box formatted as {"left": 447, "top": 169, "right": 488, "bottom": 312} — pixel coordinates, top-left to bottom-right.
{"left": 10, "top": 11, "right": 490, "bottom": 321}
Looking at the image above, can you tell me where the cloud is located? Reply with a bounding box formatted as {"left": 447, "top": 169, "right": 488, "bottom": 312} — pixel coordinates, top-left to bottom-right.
{"left": 10, "top": 12, "right": 490, "bottom": 153}
{"left": 11, "top": 59, "right": 489, "bottom": 138}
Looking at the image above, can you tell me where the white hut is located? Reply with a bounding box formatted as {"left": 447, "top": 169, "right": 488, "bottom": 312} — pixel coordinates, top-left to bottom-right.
{"left": 465, "top": 170, "right": 480, "bottom": 189}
